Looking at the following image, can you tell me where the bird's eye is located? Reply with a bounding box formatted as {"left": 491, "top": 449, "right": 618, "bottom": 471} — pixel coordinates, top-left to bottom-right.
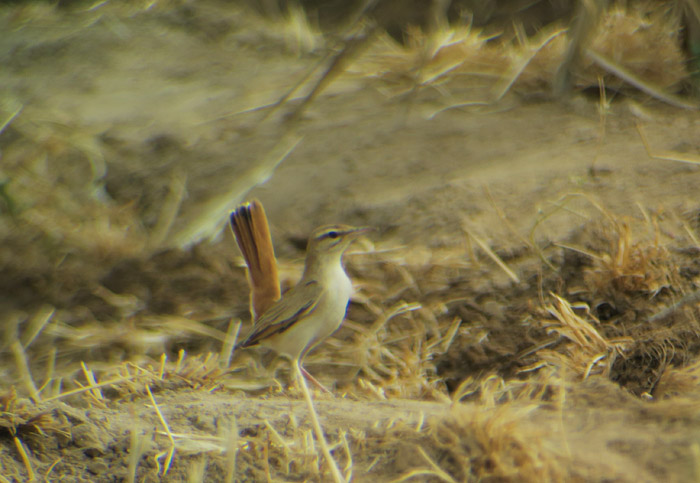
{"left": 327, "top": 231, "right": 339, "bottom": 239}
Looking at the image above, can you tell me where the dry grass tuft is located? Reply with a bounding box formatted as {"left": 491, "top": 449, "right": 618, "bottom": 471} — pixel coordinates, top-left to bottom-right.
{"left": 535, "top": 294, "right": 631, "bottom": 380}
{"left": 0, "top": 387, "right": 69, "bottom": 480}
{"left": 582, "top": 5, "right": 688, "bottom": 93}
{"left": 353, "top": 4, "right": 690, "bottom": 105}
{"left": 385, "top": 402, "right": 568, "bottom": 482}
{"left": 584, "top": 217, "right": 673, "bottom": 297}
{"left": 654, "top": 359, "right": 700, "bottom": 399}
{"left": 355, "top": 25, "right": 506, "bottom": 97}
{"left": 0, "top": 387, "right": 66, "bottom": 439}
{"left": 431, "top": 404, "right": 566, "bottom": 481}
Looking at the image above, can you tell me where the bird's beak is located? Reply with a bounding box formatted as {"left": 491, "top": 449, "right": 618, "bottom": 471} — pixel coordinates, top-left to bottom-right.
{"left": 346, "top": 226, "right": 373, "bottom": 237}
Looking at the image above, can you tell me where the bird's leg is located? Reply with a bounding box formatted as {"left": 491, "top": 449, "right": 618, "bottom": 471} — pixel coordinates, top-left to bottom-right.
{"left": 297, "top": 345, "right": 332, "bottom": 394}
{"left": 300, "top": 365, "right": 332, "bottom": 394}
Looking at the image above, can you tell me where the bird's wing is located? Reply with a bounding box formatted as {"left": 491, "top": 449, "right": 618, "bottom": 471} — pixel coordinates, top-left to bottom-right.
{"left": 238, "top": 279, "right": 323, "bottom": 348}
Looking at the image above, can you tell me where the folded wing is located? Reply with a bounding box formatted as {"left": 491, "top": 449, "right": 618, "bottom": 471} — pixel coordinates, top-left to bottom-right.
{"left": 237, "top": 280, "right": 322, "bottom": 348}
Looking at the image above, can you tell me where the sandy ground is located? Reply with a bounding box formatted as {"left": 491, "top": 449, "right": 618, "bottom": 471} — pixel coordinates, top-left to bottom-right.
{"left": 2, "top": 1, "right": 700, "bottom": 481}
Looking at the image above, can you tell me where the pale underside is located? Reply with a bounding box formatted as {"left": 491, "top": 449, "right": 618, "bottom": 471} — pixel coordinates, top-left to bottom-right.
{"left": 240, "top": 260, "right": 353, "bottom": 360}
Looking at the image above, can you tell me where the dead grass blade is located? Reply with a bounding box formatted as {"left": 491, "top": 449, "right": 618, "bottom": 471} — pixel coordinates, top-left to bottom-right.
{"left": 9, "top": 336, "right": 39, "bottom": 403}
{"left": 462, "top": 221, "right": 519, "bottom": 283}
{"left": 637, "top": 123, "right": 700, "bottom": 165}
{"left": 586, "top": 49, "right": 697, "bottom": 110}
{"left": 80, "top": 361, "right": 104, "bottom": 402}
{"left": 42, "top": 376, "right": 135, "bottom": 403}
{"left": 13, "top": 436, "right": 34, "bottom": 480}
{"left": 20, "top": 305, "right": 55, "bottom": 349}
{"left": 492, "top": 27, "right": 567, "bottom": 101}
{"left": 146, "top": 384, "right": 176, "bottom": 475}
{"left": 127, "top": 426, "right": 153, "bottom": 483}
{"left": 391, "top": 445, "right": 457, "bottom": 483}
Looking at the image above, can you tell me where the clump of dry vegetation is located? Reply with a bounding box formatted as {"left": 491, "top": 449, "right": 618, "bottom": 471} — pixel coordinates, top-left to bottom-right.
{"left": 534, "top": 294, "right": 632, "bottom": 380}
{"left": 355, "top": 25, "right": 508, "bottom": 95}
{"left": 582, "top": 5, "right": 688, "bottom": 92}
{"left": 354, "top": 2, "right": 692, "bottom": 107}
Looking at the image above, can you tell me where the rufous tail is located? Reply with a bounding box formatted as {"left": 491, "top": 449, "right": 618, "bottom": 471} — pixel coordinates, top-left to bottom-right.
{"left": 230, "top": 200, "right": 281, "bottom": 320}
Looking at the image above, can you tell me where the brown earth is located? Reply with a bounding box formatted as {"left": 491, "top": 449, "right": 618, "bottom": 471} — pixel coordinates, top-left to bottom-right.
{"left": 2, "top": 1, "right": 700, "bottom": 482}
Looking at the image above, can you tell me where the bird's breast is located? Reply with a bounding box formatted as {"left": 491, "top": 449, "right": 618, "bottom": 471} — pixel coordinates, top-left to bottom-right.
{"left": 326, "top": 263, "right": 353, "bottom": 307}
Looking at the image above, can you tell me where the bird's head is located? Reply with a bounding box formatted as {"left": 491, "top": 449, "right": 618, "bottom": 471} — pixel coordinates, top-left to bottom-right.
{"left": 306, "top": 224, "right": 371, "bottom": 257}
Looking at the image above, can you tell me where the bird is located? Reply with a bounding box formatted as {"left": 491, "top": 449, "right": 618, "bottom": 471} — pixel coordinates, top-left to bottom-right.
{"left": 234, "top": 222, "right": 369, "bottom": 391}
